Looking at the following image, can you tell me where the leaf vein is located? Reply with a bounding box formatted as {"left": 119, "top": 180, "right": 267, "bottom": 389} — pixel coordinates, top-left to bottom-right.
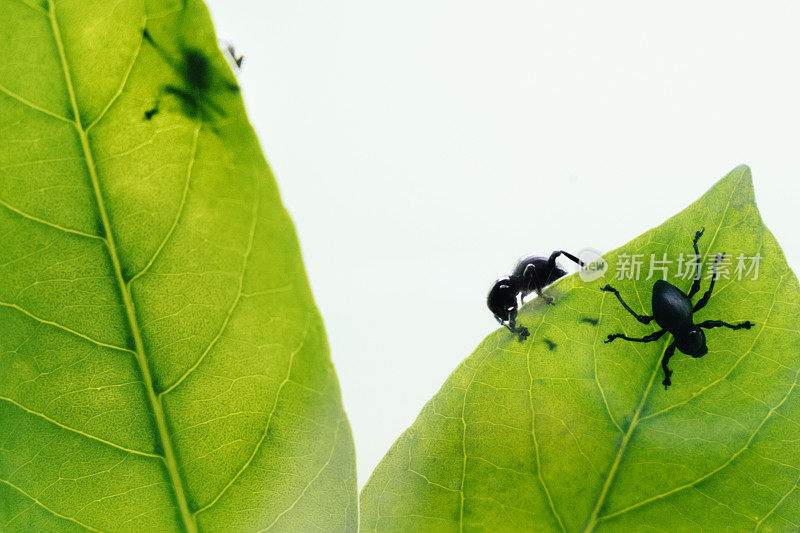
{"left": 582, "top": 170, "right": 744, "bottom": 532}
{"left": 524, "top": 304, "right": 567, "bottom": 532}
{"left": 0, "top": 479, "right": 107, "bottom": 533}
{"left": 159, "top": 173, "right": 259, "bottom": 396}
{"left": 47, "top": 2, "right": 196, "bottom": 529}
{"left": 194, "top": 318, "right": 311, "bottom": 516}
{"left": 85, "top": 15, "right": 146, "bottom": 131}
{"left": 0, "top": 82, "right": 73, "bottom": 123}
{"left": 0, "top": 396, "right": 161, "bottom": 458}
{"left": 0, "top": 301, "right": 133, "bottom": 353}
{"left": 600, "top": 359, "right": 800, "bottom": 521}
{"left": 259, "top": 418, "right": 344, "bottom": 531}
{"left": 0, "top": 196, "right": 103, "bottom": 240}
{"left": 127, "top": 123, "right": 201, "bottom": 286}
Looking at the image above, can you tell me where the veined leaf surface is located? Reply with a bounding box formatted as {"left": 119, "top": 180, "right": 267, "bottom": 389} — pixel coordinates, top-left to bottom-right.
{"left": 0, "top": 1, "right": 356, "bottom": 531}
{"left": 360, "top": 166, "right": 800, "bottom": 532}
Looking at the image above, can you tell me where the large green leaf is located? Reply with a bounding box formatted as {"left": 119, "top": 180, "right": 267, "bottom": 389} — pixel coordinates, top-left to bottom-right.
{"left": 0, "top": 1, "right": 356, "bottom": 531}
{"left": 360, "top": 166, "right": 800, "bottom": 532}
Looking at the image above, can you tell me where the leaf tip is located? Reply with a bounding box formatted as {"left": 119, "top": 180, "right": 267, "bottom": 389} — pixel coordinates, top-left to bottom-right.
{"left": 731, "top": 163, "right": 753, "bottom": 181}
{"left": 711, "top": 164, "right": 756, "bottom": 212}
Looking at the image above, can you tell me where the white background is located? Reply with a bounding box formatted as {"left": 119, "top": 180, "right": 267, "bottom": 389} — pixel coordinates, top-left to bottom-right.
{"left": 205, "top": 0, "right": 800, "bottom": 488}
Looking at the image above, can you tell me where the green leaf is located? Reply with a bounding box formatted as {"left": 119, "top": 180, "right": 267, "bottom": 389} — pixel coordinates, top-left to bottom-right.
{"left": 360, "top": 165, "right": 800, "bottom": 532}
{"left": 0, "top": 1, "right": 356, "bottom": 531}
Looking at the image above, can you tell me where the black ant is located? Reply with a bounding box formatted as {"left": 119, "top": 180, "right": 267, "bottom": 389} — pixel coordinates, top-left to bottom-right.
{"left": 488, "top": 251, "right": 584, "bottom": 340}
{"left": 142, "top": 29, "right": 239, "bottom": 123}
{"left": 602, "top": 228, "right": 754, "bottom": 389}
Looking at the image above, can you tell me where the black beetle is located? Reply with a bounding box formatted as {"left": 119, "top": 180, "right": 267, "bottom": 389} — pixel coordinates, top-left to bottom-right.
{"left": 488, "top": 251, "right": 584, "bottom": 340}
{"left": 602, "top": 228, "right": 754, "bottom": 389}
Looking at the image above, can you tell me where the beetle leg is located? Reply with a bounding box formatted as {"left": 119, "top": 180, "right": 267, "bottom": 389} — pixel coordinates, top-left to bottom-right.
{"left": 693, "top": 253, "right": 724, "bottom": 312}
{"left": 143, "top": 29, "right": 184, "bottom": 74}
{"left": 687, "top": 227, "right": 706, "bottom": 298}
{"left": 604, "top": 329, "right": 666, "bottom": 344}
{"left": 162, "top": 85, "right": 201, "bottom": 118}
{"left": 200, "top": 95, "right": 226, "bottom": 118}
{"left": 144, "top": 103, "right": 160, "bottom": 120}
{"left": 661, "top": 342, "right": 677, "bottom": 389}
{"left": 600, "top": 284, "right": 654, "bottom": 324}
{"left": 697, "top": 319, "right": 754, "bottom": 330}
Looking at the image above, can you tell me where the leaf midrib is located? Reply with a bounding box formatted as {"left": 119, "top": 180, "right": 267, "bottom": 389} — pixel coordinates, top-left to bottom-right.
{"left": 47, "top": 3, "right": 197, "bottom": 532}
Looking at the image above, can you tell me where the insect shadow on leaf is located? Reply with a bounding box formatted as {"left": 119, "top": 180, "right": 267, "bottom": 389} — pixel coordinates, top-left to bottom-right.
{"left": 488, "top": 251, "right": 584, "bottom": 341}
{"left": 142, "top": 29, "right": 239, "bottom": 125}
{"left": 602, "top": 228, "right": 754, "bottom": 389}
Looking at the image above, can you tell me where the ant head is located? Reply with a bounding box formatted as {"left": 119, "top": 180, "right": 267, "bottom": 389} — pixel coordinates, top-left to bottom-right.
{"left": 487, "top": 276, "right": 521, "bottom": 321}
{"left": 677, "top": 327, "right": 708, "bottom": 357}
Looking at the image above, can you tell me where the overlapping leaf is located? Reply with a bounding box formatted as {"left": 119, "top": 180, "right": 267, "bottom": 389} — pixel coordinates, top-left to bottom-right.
{"left": 360, "top": 166, "right": 800, "bottom": 532}
{"left": 0, "top": 1, "right": 356, "bottom": 531}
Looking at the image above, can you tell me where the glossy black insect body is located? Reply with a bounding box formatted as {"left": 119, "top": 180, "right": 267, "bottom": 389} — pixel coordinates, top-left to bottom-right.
{"left": 142, "top": 30, "right": 239, "bottom": 123}
{"left": 602, "top": 228, "right": 754, "bottom": 389}
{"left": 488, "top": 251, "right": 584, "bottom": 340}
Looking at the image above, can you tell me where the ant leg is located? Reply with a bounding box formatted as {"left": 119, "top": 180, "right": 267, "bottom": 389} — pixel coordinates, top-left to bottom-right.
{"left": 687, "top": 227, "right": 706, "bottom": 298}
{"left": 546, "top": 250, "right": 585, "bottom": 269}
{"left": 693, "top": 253, "right": 724, "bottom": 312}
{"left": 536, "top": 289, "right": 554, "bottom": 305}
{"left": 697, "top": 320, "right": 754, "bottom": 331}
{"left": 521, "top": 264, "right": 551, "bottom": 304}
{"left": 600, "top": 284, "right": 654, "bottom": 325}
{"left": 521, "top": 263, "right": 542, "bottom": 291}
{"left": 661, "top": 342, "right": 677, "bottom": 389}
{"left": 503, "top": 308, "right": 530, "bottom": 341}
{"left": 495, "top": 314, "right": 517, "bottom": 334}
{"left": 605, "top": 329, "right": 666, "bottom": 344}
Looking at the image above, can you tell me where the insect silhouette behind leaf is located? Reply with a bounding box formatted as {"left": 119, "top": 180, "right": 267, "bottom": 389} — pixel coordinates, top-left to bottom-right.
{"left": 142, "top": 29, "right": 239, "bottom": 124}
